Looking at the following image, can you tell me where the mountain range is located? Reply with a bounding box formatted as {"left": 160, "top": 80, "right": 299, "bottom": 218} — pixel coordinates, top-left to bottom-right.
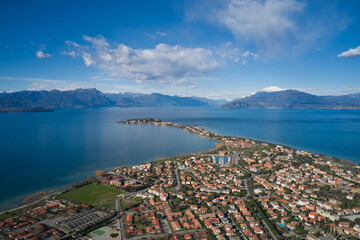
{"left": 104, "top": 92, "right": 226, "bottom": 107}
{"left": 222, "top": 87, "right": 360, "bottom": 109}
{"left": 1, "top": 87, "right": 360, "bottom": 110}
{"left": 0, "top": 88, "right": 226, "bottom": 109}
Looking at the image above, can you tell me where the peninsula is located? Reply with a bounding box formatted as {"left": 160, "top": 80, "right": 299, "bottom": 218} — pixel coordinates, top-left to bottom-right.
{"left": 2, "top": 119, "right": 360, "bottom": 240}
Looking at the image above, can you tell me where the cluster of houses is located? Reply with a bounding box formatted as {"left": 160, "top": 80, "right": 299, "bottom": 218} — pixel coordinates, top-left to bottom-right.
{"left": 77, "top": 125, "right": 360, "bottom": 239}
{"left": 7, "top": 223, "right": 64, "bottom": 240}
{"left": 1, "top": 197, "right": 113, "bottom": 240}
{"left": 118, "top": 155, "right": 274, "bottom": 239}
{"left": 224, "top": 138, "right": 259, "bottom": 149}
{"left": 0, "top": 215, "right": 37, "bottom": 232}
{"left": 125, "top": 210, "right": 162, "bottom": 236}
{"left": 115, "top": 138, "right": 360, "bottom": 239}
{"left": 248, "top": 145, "right": 360, "bottom": 237}
{"left": 181, "top": 157, "right": 243, "bottom": 194}
{"left": 1, "top": 200, "right": 79, "bottom": 239}
{"left": 99, "top": 174, "right": 144, "bottom": 189}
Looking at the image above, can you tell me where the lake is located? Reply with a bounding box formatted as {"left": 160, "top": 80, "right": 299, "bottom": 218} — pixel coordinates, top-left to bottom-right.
{"left": 1, "top": 107, "right": 360, "bottom": 211}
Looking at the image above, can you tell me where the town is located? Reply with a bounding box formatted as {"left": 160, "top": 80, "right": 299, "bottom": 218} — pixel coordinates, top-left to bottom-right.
{"left": 2, "top": 119, "right": 360, "bottom": 240}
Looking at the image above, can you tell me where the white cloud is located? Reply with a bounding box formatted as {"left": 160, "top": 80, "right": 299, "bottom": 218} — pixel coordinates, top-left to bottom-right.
{"left": 337, "top": 46, "right": 360, "bottom": 59}
{"left": 297, "top": 86, "right": 360, "bottom": 96}
{"left": 0, "top": 76, "right": 100, "bottom": 91}
{"left": 61, "top": 51, "right": 78, "bottom": 58}
{"left": 188, "top": 0, "right": 347, "bottom": 58}
{"left": 64, "top": 35, "right": 219, "bottom": 85}
{"left": 147, "top": 31, "right": 167, "bottom": 39}
{"left": 206, "top": 90, "right": 253, "bottom": 101}
{"left": 218, "top": 0, "right": 303, "bottom": 48}
{"left": 156, "top": 31, "right": 167, "bottom": 37}
{"left": 215, "top": 42, "right": 258, "bottom": 63}
{"left": 241, "top": 50, "right": 259, "bottom": 59}
{"left": 215, "top": 42, "right": 241, "bottom": 62}
{"left": 0, "top": 76, "right": 62, "bottom": 83}
{"left": 28, "top": 81, "right": 99, "bottom": 91}
{"left": 36, "top": 50, "right": 52, "bottom": 59}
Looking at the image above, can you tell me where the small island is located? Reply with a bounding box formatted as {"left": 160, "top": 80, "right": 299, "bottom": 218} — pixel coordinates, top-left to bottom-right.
{"left": 2, "top": 119, "right": 360, "bottom": 240}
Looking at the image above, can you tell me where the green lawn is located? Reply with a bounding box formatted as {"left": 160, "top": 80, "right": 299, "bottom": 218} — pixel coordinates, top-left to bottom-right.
{"left": 61, "top": 183, "right": 124, "bottom": 209}
{"left": 120, "top": 197, "right": 142, "bottom": 211}
{"left": 0, "top": 210, "right": 21, "bottom": 221}
{"left": 93, "top": 229, "right": 106, "bottom": 236}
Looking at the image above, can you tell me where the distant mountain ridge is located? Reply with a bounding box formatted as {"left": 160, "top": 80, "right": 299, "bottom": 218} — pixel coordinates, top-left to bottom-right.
{"left": 222, "top": 88, "right": 360, "bottom": 109}
{"left": 2, "top": 87, "right": 360, "bottom": 110}
{"left": 0, "top": 88, "right": 226, "bottom": 109}
{"left": 0, "top": 88, "right": 113, "bottom": 109}
{"left": 104, "top": 92, "right": 225, "bottom": 107}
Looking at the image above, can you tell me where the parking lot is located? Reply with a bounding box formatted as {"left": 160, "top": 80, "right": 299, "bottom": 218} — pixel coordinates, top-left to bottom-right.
{"left": 59, "top": 209, "right": 110, "bottom": 231}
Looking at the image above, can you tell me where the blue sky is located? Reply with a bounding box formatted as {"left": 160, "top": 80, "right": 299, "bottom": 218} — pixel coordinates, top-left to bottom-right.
{"left": 0, "top": 0, "right": 359, "bottom": 100}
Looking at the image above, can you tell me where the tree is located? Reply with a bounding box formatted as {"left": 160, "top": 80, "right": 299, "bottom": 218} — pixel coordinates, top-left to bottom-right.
{"left": 284, "top": 187, "right": 292, "bottom": 194}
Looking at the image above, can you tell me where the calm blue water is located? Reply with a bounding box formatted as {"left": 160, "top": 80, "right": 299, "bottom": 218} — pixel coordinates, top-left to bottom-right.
{"left": 1, "top": 107, "right": 360, "bottom": 211}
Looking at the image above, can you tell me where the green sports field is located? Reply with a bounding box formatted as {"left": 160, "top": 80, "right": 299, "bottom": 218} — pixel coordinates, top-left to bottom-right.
{"left": 92, "top": 229, "right": 106, "bottom": 236}
{"left": 61, "top": 183, "right": 124, "bottom": 209}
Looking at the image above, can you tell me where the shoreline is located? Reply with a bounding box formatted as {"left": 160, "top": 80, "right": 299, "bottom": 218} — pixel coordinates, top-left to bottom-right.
{"left": 118, "top": 118, "right": 358, "bottom": 165}
{"left": 2, "top": 117, "right": 358, "bottom": 215}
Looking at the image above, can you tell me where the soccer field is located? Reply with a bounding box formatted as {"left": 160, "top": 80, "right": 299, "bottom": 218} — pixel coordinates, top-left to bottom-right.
{"left": 93, "top": 229, "right": 106, "bottom": 236}
{"left": 61, "top": 183, "right": 124, "bottom": 209}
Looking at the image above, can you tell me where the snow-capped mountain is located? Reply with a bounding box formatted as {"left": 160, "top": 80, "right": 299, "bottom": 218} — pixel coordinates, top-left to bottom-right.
{"left": 221, "top": 87, "right": 360, "bottom": 109}
{"left": 259, "top": 86, "right": 284, "bottom": 92}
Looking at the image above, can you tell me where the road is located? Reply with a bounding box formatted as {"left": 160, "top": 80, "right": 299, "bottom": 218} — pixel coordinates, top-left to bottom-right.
{"left": 113, "top": 187, "right": 151, "bottom": 240}
{"left": 237, "top": 165, "right": 252, "bottom": 175}
{"left": 261, "top": 219, "right": 279, "bottom": 240}
{"left": 228, "top": 213, "right": 248, "bottom": 240}
{"left": 235, "top": 164, "right": 253, "bottom": 198}
{"left": 237, "top": 168, "right": 279, "bottom": 240}
{"left": 243, "top": 178, "right": 252, "bottom": 197}
{"left": 115, "top": 197, "right": 122, "bottom": 213}
{"left": 232, "top": 151, "right": 239, "bottom": 165}
{"left": 174, "top": 164, "right": 182, "bottom": 191}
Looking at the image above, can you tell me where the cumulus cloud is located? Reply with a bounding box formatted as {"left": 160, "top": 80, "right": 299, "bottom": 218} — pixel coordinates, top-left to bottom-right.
{"left": 215, "top": 42, "right": 258, "bottom": 64}
{"left": 64, "top": 35, "right": 219, "bottom": 85}
{"left": 338, "top": 46, "right": 360, "bottom": 58}
{"left": 36, "top": 50, "right": 52, "bottom": 59}
{"left": 218, "top": 0, "right": 303, "bottom": 51}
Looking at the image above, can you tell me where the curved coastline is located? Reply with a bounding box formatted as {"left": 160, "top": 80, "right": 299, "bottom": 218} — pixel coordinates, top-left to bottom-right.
{"left": 118, "top": 118, "right": 358, "bottom": 165}
{"left": 1, "top": 117, "right": 358, "bottom": 215}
